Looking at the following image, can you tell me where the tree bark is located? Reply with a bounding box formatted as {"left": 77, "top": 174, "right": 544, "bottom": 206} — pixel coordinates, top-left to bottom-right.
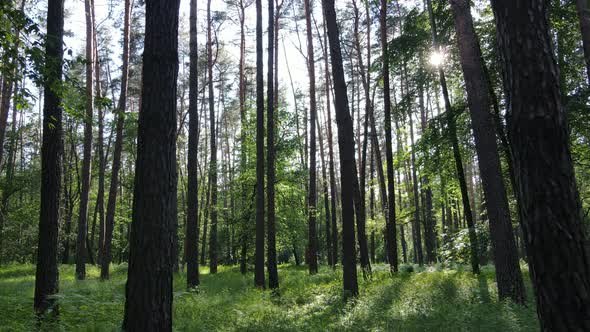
{"left": 34, "top": 0, "right": 64, "bottom": 316}
{"left": 380, "top": 0, "right": 398, "bottom": 273}
{"left": 254, "top": 0, "right": 265, "bottom": 289}
{"left": 491, "top": 0, "right": 590, "bottom": 328}
{"left": 185, "top": 0, "right": 200, "bottom": 288}
{"left": 206, "top": 0, "right": 218, "bottom": 275}
{"left": 322, "top": 0, "right": 359, "bottom": 298}
{"left": 449, "top": 0, "right": 525, "bottom": 304}
{"left": 267, "top": 0, "right": 279, "bottom": 289}
{"left": 122, "top": 0, "right": 180, "bottom": 329}
{"left": 304, "top": 0, "right": 318, "bottom": 275}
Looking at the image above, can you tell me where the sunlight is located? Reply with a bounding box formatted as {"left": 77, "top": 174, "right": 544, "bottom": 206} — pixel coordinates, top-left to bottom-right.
{"left": 429, "top": 50, "right": 445, "bottom": 67}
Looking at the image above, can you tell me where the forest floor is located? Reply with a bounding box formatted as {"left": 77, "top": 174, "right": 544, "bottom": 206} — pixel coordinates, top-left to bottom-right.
{"left": 0, "top": 263, "right": 539, "bottom": 331}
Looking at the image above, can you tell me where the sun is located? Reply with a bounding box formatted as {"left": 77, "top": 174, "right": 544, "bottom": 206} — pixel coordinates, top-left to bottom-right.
{"left": 429, "top": 50, "right": 445, "bottom": 67}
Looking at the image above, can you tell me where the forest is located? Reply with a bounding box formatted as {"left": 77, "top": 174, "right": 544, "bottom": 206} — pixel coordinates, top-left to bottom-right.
{"left": 0, "top": 0, "right": 589, "bottom": 330}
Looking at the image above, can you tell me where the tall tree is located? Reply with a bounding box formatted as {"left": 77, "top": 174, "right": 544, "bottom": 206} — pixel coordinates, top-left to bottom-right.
{"left": 322, "top": 0, "right": 359, "bottom": 298}
{"left": 186, "top": 0, "right": 200, "bottom": 288}
{"left": 207, "top": 0, "right": 219, "bottom": 275}
{"left": 380, "top": 0, "right": 398, "bottom": 273}
{"left": 34, "top": 0, "right": 64, "bottom": 316}
{"left": 254, "top": 0, "right": 265, "bottom": 289}
{"left": 491, "top": 0, "right": 590, "bottom": 328}
{"left": 267, "top": 0, "right": 279, "bottom": 290}
{"left": 121, "top": 0, "right": 180, "bottom": 328}
{"left": 76, "top": 0, "right": 95, "bottom": 280}
{"left": 426, "top": 0, "right": 479, "bottom": 274}
{"left": 100, "top": 0, "right": 132, "bottom": 280}
{"left": 323, "top": 21, "right": 338, "bottom": 269}
{"left": 304, "top": 0, "right": 318, "bottom": 274}
{"left": 449, "top": 0, "right": 525, "bottom": 304}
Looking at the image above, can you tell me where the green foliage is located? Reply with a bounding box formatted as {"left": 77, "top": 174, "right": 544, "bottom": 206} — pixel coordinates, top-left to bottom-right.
{"left": 0, "top": 264, "right": 538, "bottom": 331}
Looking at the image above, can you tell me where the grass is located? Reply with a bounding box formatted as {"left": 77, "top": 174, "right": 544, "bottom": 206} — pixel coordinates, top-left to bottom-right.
{"left": 0, "top": 263, "right": 539, "bottom": 331}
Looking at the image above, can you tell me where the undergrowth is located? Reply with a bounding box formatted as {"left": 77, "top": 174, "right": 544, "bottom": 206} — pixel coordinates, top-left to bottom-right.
{"left": 0, "top": 263, "right": 539, "bottom": 331}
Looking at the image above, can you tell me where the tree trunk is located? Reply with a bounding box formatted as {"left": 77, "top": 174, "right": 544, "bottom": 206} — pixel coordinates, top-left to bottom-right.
{"left": 254, "top": 0, "right": 265, "bottom": 289}
{"left": 491, "top": 0, "right": 590, "bottom": 328}
{"left": 380, "top": 0, "right": 398, "bottom": 273}
{"left": 185, "top": 0, "right": 200, "bottom": 288}
{"left": 121, "top": 0, "right": 180, "bottom": 329}
{"left": 449, "top": 0, "right": 525, "bottom": 304}
{"left": 267, "top": 0, "right": 279, "bottom": 289}
{"left": 418, "top": 82, "right": 436, "bottom": 264}
{"left": 322, "top": 0, "right": 359, "bottom": 298}
{"left": 206, "top": 0, "right": 218, "bottom": 275}
{"left": 34, "top": 0, "right": 64, "bottom": 316}
{"left": 322, "top": 19, "right": 338, "bottom": 269}
{"left": 75, "top": 0, "right": 95, "bottom": 280}
{"left": 304, "top": 0, "right": 318, "bottom": 275}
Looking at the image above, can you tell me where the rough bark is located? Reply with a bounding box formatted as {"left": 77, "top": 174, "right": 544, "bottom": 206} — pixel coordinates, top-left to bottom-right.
{"left": 267, "top": 0, "right": 279, "bottom": 289}
{"left": 121, "top": 0, "right": 180, "bottom": 329}
{"left": 322, "top": 0, "right": 359, "bottom": 298}
{"left": 254, "top": 0, "right": 265, "bottom": 289}
{"left": 449, "top": 0, "right": 525, "bottom": 304}
{"left": 491, "top": 0, "right": 590, "bottom": 329}
{"left": 34, "top": 0, "right": 64, "bottom": 316}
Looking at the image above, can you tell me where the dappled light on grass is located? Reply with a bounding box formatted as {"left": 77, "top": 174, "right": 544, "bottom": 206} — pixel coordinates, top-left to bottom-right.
{"left": 0, "top": 264, "right": 539, "bottom": 331}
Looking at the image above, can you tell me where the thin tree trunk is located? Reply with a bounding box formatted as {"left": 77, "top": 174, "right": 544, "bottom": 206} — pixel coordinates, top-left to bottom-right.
{"left": 426, "top": 0, "right": 479, "bottom": 274}
{"left": 185, "top": 0, "right": 200, "bottom": 288}
{"left": 254, "top": 0, "right": 265, "bottom": 289}
{"left": 267, "top": 0, "right": 279, "bottom": 289}
{"left": 207, "top": 0, "right": 218, "bottom": 275}
{"left": 76, "top": 0, "right": 95, "bottom": 281}
{"left": 304, "top": 0, "right": 318, "bottom": 275}
{"left": 380, "top": 0, "right": 398, "bottom": 273}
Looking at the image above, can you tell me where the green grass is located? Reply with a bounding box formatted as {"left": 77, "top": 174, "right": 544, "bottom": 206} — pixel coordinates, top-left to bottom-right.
{"left": 0, "top": 263, "right": 539, "bottom": 331}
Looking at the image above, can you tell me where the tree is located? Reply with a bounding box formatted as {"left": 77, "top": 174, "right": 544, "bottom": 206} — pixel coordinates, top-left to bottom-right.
{"left": 34, "top": 0, "right": 64, "bottom": 316}
{"left": 186, "top": 0, "right": 200, "bottom": 288}
{"left": 449, "top": 0, "right": 525, "bottom": 304}
{"left": 322, "top": 0, "right": 359, "bottom": 298}
{"left": 254, "top": 0, "right": 265, "bottom": 289}
{"left": 304, "top": 0, "right": 319, "bottom": 275}
{"left": 425, "top": 0, "right": 479, "bottom": 274}
{"left": 101, "top": 0, "right": 132, "bottom": 280}
{"left": 267, "top": 0, "right": 279, "bottom": 289}
{"left": 76, "top": 0, "right": 95, "bottom": 281}
{"left": 121, "top": 0, "right": 180, "bottom": 329}
{"left": 490, "top": 0, "right": 590, "bottom": 328}
{"left": 380, "top": 0, "right": 398, "bottom": 273}
{"left": 207, "top": 0, "right": 219, "bottom": 275}
{"left": 323, "top": 22, "right": 338, "bottom": 269}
